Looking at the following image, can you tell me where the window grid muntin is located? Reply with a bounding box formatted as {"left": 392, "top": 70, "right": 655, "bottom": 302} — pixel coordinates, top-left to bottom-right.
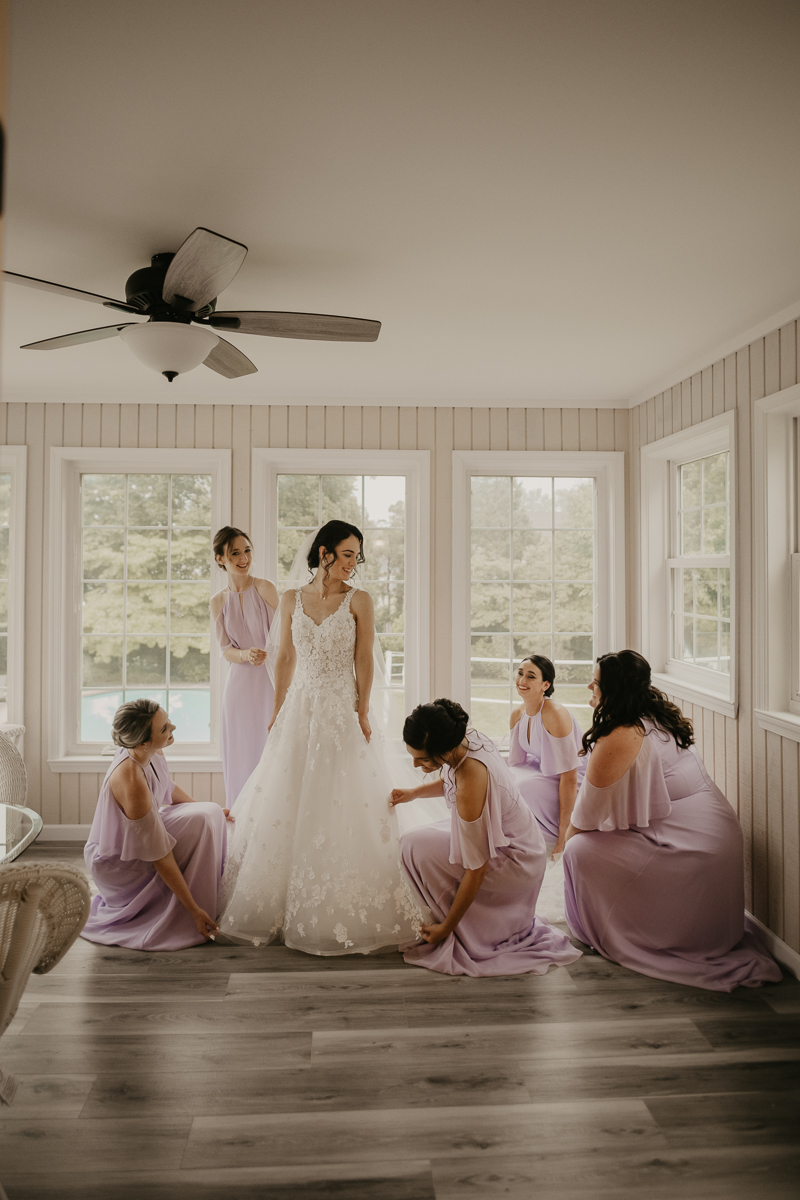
{"left": 470, "top": 476, "right": 596, "bottom": 739}
{"left": 80, "top": 473, "right": 212, "bottom": 743}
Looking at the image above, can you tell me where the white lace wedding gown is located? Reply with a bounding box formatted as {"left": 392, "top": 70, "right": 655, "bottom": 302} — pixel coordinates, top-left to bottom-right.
{"left": 219, "top": 588, "right": 422, "bottom": 954}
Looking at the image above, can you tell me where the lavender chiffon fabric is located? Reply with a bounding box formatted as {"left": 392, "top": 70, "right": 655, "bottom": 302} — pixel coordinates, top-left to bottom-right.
{"left": 508, "top": 704, "right": 587, "bottom": 843}
{"left": 401, "top": 729, "right": 582, "bottom": 976}
{"left": 82, "top": 749, "right": 228, "bottom": 951}
{"left": 563, "top": 721, "right": 782, "bottom": 991}
{"left": 215, "top": 585, "right": 275, "bottom": 812}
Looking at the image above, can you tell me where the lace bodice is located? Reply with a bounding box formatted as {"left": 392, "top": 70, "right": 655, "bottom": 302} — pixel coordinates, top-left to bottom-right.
{"left": 292, "top": 588, "right": 357, "bottom": 690}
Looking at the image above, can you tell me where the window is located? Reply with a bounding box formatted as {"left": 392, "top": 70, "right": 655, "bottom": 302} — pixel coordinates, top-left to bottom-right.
{"left": 453, "top": 451, "right": 626, "bottom": 742}
{"left": 251, "top": 449, "right": 430, "bottom": 739}
{"left": 49, "top": 449, "right": 230, "bottom": 769}
{"left": 80, "top": 473, "right": 213, "bottom": 744}
{"left": 469, "top": 475, "right": 595, "bottom": 737}
{"left": 0, "top": 446, "right": 27, "bottom": 730}
{"left": 640, "top": 412, "right": 736, "bottom": 716}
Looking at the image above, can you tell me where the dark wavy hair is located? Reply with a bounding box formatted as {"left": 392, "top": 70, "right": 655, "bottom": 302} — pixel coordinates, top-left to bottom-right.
{"left": 516, "top": 654, "right": 555, "bottom": 697}
{"left": 581, "top": 649, "right": 694, "bottom": 755}
{"left": 403, "top": 698, "right": 469, "bottom": 762}
{"left": 213, "top": 526, "right": 252, "bottom": 570}
{"left": 307, "top": 520, "right": 365, "bottom": 581}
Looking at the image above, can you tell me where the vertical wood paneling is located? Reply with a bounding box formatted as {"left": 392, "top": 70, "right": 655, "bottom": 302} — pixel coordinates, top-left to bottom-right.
{"left": 713, "top": 710, "right": 726, "bottom": 792}
{"left": 723, "top": 355, "right": 737, "bottom": 413}
{"left": 41, "top": 404, "right": 62, "bottom": 823}
{"left": 176, "top": 405, "right": 195, "bottom": 448}
{"left": 101, "top": 403, "right": 121, "bottom": 447}
{"left": 191, "top": 774, "right": 211, "bottom": 803}
{"left": 764, "top": 329, "right": 780, "bottom": 397}
{"left": 579, "top": 408, "right": 597, "bottom": 451}
{"left": 79, "top": 773, "right": 100, "bottom": 824}
{"left": 780, "top": 321, "right": 797, "bottom": 389}
{"left": 671, "top": 385, "right": 682, "bottom": 433}
{"left": 0, "top": 402, "right": 6, "bottom": 443}
{"left": 701, "top": 366, "right": 713, "bottom": 422}
{"left": 416, "top": 407, "right": 435, "bottom": 450}
{"left": 471, "top": 408, "right": 490, "bottom": 450}
{"left": 213, "top": 404, "right": 232, "bottom": 449}
{"left": 626, "top": 403, "right": 640, "bottom": 648}
{"left": 379, "top": 407, "right": 399, "bottom": 450}
{"left": 137, "top": 405, "right": 157, "bottom": 448}
{"left": 526, "top": 408, "right": 544, "bottom": 450}
{"left": 287, "top": 405, "right": 306, "bottom": 448}
{"left": 561, "top": 408, "right": 580, "bottom": 451}
{"left": 343, "top": 407, "right": 361, "bottom": 448}
{"left": 250, "top": 406, "right": 269, "bottom": 447}
{"left": 231, "top": 406, "right": 251, "bottom": 530}
{"left": 597, "top": 408, "right": 614, "bottom": 451}
{"left": 23, "top": 405, "right": 43, "bottom": 815}
{"left": 781, "top": 737, "right": 800, "bottom": 952}
{"left": 508, "top": 408, "right": 525, "bottom": 451}
{"left": 543, "top": 409, "right": 561, "bottom": 450}
{"left": 119, "top": 403, "right": 139, "bottom": 447}
{"left": 82, "top": 403, "right": 102, "bottom": 447}
{"left": 6, "top": 403, "right": 25, "bottom": 445}
{"left": 766, "top": 730, "right": 784, "bottom": 937}
{"left": 59, "top": 772, "right": 79, "bottom": 825}
{"left": 361, "top": 407, "right": 381, "bottom": 450}
{"left": 156, "top": 403, "right": 176, "bottom": 448}
{"left": 194, "top": 405, "right": 214, "bottom": 448}
{"left": 661, "top": 392, "right": 673, "bottom": 439}
{"left": 489, "top": 408, "right": 508, "bottom": 450}
{"left": 63, "top": 403, "right": 82, "bottom": 446}
{"left": 453, "top": 407, "right": 471, "bottom": 451}
{"left": 397, "top": 407, "right": 416, "bottom": 451}
{"left": 750, "top": 337, "right": 765, "bottom": 402}
{"left": 681, "top": 379, "right": 691, "bottom": 428}
{"left": 325, "top": 406, "right": 344, "bottom": 449}
{"left": 306, "top": 405, "right": 325, "bottom": 449}
{"left": 613, "top": 408, "right": 629, "bottom": 452}
{"left": 725, "top": 715, "right": 739, "bottom": 815}
{"left": 433, "top": 408, "right": 453, "bottom": 697}
{"left": 712, "top": 361, "right": 724, "bottom": 417}
{"left": 654, "top": 394, "right": 664, "bottom": 443}
{"left": 690, "top": 373, "right": 702, "bottom": 426}
{"left": 269, "top": 405, "right": 288, "bottom": 447}
{"left": 645, "top": 398, "right": 655, "bottom": 444}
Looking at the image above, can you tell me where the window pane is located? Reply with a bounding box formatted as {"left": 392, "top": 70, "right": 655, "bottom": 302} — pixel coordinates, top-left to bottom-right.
{"left": 83, "top": 530, "right": 124, "bottom": 579}
{"left": 83, "top": 582, "right": 124, "bottom": 634}
{"left": 279, "top": 475, "right": 319, "bottom": 526}
{"left": 170, "top": 529, "right": 211, "bottom": 580}
{"left": 0, "top": 635, "right": 6, "bottom": 676}
{"left": 554, "top": 478, "right": 593, "bottom": 529}
{"left": 472, "top": 529, "right": 510, "bottom": 581}
{"left": 471, "top": 635, "right": 511, "bottom": 682}
{"left": 81, "top": 690, "right": 123, "bottom": 741}
{"left": 0, "top": 527, "right": 8, "bottom": 578}
{"left": 83, "top": 475, "right": 125, "bottom": 526}
{"left": 168, "top": 689, "right": 210, "bottom": 741}
{"left": 172, "top": 475, "right": 211, "bottom": 526}
{"left": 83, "top": 637, "right": 123, "bottom": 686}
{"left": 513, "top": 634, "right": 552, "bottom": 664}
{"left": 553, "top": 634, "right": 594, "bottom": 666}
{"left": 170, "top": 637, "right": 210, "bottom": 683}
{"left": 680, "top": 460, "right": 702, "bottom": 509}
{"left": 720, "top": 570, "right": 731, "bottom": 619}
{"left": 128, "top": 475, "right": 168, "bottom": 527}
{"left": 512, "top": 530, "right": 551, "bottom": 579}
{"left": 471, "top": 477, "right": 511, "bottom": 528}
{"left": 512, "top": 478, "right": 552, "bottom": 529}
{"left": 703, "top": 453, "right": 727, "bottom": 506}
{"left": 554, "top": 530, "right": 593, "bottom": 580}
{"left": 554, "top": 583, "right": 593, "bottom": 633}
{"left": 127, "top": 638, "right": 167, "bottom": 685}
{"left": 703, "top": 504, "right": 727, "bottom": 554}
{"left": 369, "top": 583, "right": 404, "bottom": 634}
{"left": 512, "top": 582, "right": 552, "bottom": 632}
{"left": 470, "top": 686, "right": 512, "bottom": 739}
{"left": 170, "top": 582, "right": 210, "bottom": 634}
{"left": 0, "top": 582, "right": 7, "bottom": 633}
{"left": 364, "top": 476, "right": 405, "bottom": 525}
{"left": 363, "top": 528, "right": 404, "bottom": 581}
{"left": 681, "top": 508, "right": 702, "bottom": 555}
{"left": 127, "top": 583, "right": 168, "bottom": 634}
{"left": 278, "top": 527, "right": 315, "bottom": 580}
{"left": 320, "top": 475, "right": 361, "bottom": 525}
{"left": 695, "top": 569, "right": 718, "bottom": 617}
{"left": 679, "top": 452, "right": 729, "bottom": 559}
{"left": 471, "top": 583, "right": 511, "bottom": 632}
{"left": 127, "top": 530, "right": 168, "bottom": 579}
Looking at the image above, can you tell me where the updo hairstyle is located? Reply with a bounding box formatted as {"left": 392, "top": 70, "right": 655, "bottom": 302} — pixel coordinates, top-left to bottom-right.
{"left": 112, "top": 698, "right": 161, "bottom": 749}
{"left": 307, "top": 520, "right": 365, "bottom": 578}
{"left": 581, "top": 649, "right": 694, "bottom": 755}
{"left": 403, "top": 698, "right": 469, "bottom": 762}
{"left": 213, "top": 526, "right": 252, "bottom": 570}
{"left": 518, "top": 654, "right": 555, "bottom": 697}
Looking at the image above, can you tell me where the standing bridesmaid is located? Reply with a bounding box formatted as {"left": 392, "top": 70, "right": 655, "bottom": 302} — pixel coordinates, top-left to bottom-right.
{"left": 210, "top": 527, "right": 278, "bottom": 813}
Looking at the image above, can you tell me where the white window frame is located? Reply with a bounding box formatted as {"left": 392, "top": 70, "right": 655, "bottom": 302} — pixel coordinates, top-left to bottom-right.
{"left": 640, "top": 412, "right": 736, "bottom": 717}
{"left": 48, "top": 447, "right": 231, "bottom": 771}
{"left": 251, "top": 448, "right": 431, "bottom": 715}
{"left": 451, "top": 450, "right": 626, "bottom": 712}
{"left": 0, "top": 445, "right": 27, "bottom": 738}
{"left": 752, "top": 380, "right": 800, "bottom": 742}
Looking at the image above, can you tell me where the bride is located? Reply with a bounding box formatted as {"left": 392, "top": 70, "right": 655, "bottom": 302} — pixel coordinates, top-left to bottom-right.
{"left": 218, "top": 519, "right": 423, "bottom": 954}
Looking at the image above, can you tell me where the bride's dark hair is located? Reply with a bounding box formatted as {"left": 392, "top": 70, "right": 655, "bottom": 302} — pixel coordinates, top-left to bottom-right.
{"left": 403, "top": 698, "right": 469, "bottom": 762}
{"left": 306, "top": 520, "right": 365, "bottom": 580}
{"left": 581, "top": 649, "right": 694, "bottom": 755}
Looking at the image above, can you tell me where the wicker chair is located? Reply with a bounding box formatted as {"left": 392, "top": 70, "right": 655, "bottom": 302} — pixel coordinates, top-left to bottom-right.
{"left": 0, "top": 729, "right": 27, "bottom": 809}
{"left": 0, "top": 862, "right": 91, "bottom": 1104}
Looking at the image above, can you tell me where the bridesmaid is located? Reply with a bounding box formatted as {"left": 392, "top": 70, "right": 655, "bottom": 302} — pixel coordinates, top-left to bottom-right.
{"left": 508, "top": 654, "right": 587, "bottom": 855}
{"left": 391, "top": 698, "right": 581, "bottom": 977}
{"left": 563, "top": 650, "right": 782, "bottom": 992}
{"left": 82, "top": 699, "right": 228, "bottom": 950}
{"left": 210, "top": 526, "right": 278, "bottom": 813}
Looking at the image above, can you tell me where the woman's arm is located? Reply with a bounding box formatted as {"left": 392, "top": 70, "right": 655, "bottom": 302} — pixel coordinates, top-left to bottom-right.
{"left": 563, "top": 727, "right": 644, "bottom": 845}
{"left": 390, "top": 778, "right": 445, "bottom": 805}
{"left": 552, "top": 767, "right": 579, "bottom": 857}
{"left": 152, "top": 850, "right": 219, "bottom": 939}
{"left": 268, "top": 589, "right": 298, "bottom": 730}
{"left": 352, "top": 590, "right": 375, "bottom": 743}
{"left": 211, "top": 589, "right": 266, "bottom": 665}
{"left": 421, "top": 758, "right": 489, "bottom": 944}
{"left": 420, "top": 863, "right": 488, "bottom": 944}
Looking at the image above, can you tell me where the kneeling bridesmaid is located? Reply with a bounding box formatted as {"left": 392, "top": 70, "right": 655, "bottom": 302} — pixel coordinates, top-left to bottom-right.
{"left": 563, "top": 651, "right": 782, "bottom": 992}
{"left": 82, "top": 699, "right": 229, "bottom": 951}
{"left": 508, "top": 654, "right": 586, "bottom": 855}
{"left": 392, "top": 698, "right": 581, "bottom": 977}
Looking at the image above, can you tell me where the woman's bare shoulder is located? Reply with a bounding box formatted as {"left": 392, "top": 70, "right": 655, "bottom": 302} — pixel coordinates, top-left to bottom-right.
{"left": 350, "top": 587, "right": 373, "bottom": 612}
{"left": 541, "top": 699, "right": 573, "bottom": 738}
{"left": 254, "top": 577, "right": 280, "bottom": 609}
{"left": 510, "top": 704, "right": 524, "bottom": 730}
{"left": 108, "top": 756, "right": 151, "bottom": 816}
{"left": 210, "top": 589, "right": 227, "bottom": 619}
{"left": 586, "top": 725, "right": 643, "bottom": 788}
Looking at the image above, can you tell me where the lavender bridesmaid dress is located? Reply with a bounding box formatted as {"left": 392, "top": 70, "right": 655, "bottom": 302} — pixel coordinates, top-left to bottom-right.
{"left": 82, "top": 748, "right": 228, "bottom": 951}
{"left": 401, "top": 729, "right": 582, "bottom": 976}
{"left": 508, "top": 704, "right": 587, "bottom": 844}
{"left": 563, "top": 720, "right": 782, "bottom": 991}
{"left": 215, "top": 584, "right": 275, "bottom": 812}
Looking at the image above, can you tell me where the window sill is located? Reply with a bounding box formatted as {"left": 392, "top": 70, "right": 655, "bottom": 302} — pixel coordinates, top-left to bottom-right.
{"left": 754, "top": 710, "right": 800, "bottom": 743}
{"left": 48, "top": 756, "right": 223, "bottom": 773}
{"left": 651, "top": 672, "right": 737, "bottom": 719}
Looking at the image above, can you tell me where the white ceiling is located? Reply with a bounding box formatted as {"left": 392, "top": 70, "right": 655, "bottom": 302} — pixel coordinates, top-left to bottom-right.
{"left": 3, "top": 0, "right": 800, "bottom": 407}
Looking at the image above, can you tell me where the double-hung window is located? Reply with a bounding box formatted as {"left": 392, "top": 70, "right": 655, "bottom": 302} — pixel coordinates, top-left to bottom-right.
{"left": 0, "top": 446, "right": 27, "bottom": 732}
{"left": 452, "top": 451, "right": 626, "bottom": 741}
{"left": 640, "top": 412, "right": 736, "bottom": 715}
{"left": 49, "top": 449, "right": 230, "bottom": 769}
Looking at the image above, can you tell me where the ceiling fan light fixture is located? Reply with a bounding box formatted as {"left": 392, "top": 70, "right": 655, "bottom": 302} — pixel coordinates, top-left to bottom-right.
{"left": 119, "top": 322, "right": 219, "bottom": 381}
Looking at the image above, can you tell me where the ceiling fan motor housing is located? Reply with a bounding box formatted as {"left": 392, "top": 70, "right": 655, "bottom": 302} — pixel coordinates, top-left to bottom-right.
{"left": 124, "top": 253, "right": 215, "bottom": 318}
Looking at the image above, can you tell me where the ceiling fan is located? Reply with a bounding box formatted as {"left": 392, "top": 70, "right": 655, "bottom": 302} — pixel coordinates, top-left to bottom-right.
{"left": 3, "top": 227, "right": 381, "bottom": 382}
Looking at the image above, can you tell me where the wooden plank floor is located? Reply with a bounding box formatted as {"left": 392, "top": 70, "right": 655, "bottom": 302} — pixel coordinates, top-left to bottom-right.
{"left": 1, "top": 842, "right": 799, "bottom": 1199}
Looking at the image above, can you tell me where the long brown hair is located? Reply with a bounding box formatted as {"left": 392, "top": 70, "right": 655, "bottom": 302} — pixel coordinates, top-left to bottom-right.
{"left": 581, "top": 649, "right": 694, "bottom": 755}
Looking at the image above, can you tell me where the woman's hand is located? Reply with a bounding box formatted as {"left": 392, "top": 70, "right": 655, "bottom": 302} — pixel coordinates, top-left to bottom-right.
{"left": 191, "top": 907, "right": 220, "bottom": 940}
{"left": 390, "top": 787, "right": 419, "bottom": 807}
{"left": 551, "top": 836, "right": 565, "bottom": 860}
{"left": 419, "top": 921, "right": 450, "bottom": 945}
{"left": 358, "top": 711, "right": 372, "bottom": 743}
{"left": 243, "top": 647, "right": 267, "bottom": 665}
{"left": 223, "top": 808, "right": 235, "bottom": 823}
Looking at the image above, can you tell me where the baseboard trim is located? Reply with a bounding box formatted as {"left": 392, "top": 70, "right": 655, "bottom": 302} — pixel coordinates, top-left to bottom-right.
{"left": 40, "top": 824, "right": 90, "bottom": 841}
{"left": 747, "top": 910, "right": 800, "bottom": 980}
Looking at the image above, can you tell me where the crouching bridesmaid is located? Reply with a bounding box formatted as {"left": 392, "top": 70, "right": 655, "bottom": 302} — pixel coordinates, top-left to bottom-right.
{"left": 82, "top": 699, "right": 229, "bottom": 951}
{"left": 392, "top": 698, "right": 581, "bottom": 977}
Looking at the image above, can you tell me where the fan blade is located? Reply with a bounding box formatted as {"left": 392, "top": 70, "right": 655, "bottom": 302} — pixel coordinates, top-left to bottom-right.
{"left": 162, "top": 228, "right": 247, "bottom": 312}
{"left": 20, "top": 323, "right": 137, "bottom": 350}
{"left": 207, "top": 311, "right": 380, "bottom": 342}
{"left": 3, "top": 270, "right": 138, "bottom": 314}
{"left": 203, "top": 336, "right": 257, "bottom": 379}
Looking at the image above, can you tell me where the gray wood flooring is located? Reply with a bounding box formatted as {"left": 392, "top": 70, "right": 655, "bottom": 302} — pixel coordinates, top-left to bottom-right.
{"left": 2, "top": 842, "right": 799, "bottom": 1199}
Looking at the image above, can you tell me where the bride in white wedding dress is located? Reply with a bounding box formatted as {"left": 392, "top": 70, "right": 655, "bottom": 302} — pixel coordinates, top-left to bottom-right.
{"left": 218, "top": 519, "right": 424, "bottom": 954}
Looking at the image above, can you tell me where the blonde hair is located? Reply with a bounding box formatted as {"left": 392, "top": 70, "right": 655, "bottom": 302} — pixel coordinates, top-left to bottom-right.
{"left": 111, "top": 698, "right": 160, "bottom": 748}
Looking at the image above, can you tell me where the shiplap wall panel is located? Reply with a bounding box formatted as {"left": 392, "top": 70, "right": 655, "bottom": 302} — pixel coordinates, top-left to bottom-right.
{"left": 633, "top": 317, "right": 800, "bottom": 953}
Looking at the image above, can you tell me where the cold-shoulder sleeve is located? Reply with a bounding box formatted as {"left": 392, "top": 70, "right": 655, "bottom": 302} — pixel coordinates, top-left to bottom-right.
{"left": 571, "top": 736, "right": 672, "bottom": 832}
{"left": 538, "top": 716, "right": 581, "bottom": 777}
{"left": 449, "top": 778, "right": 512, "bottom": 868}
{"left": 214, "top": 603, "right": 232, "bottom": 654}
{"left": 118, "top": 806, "right": 177, "bottom": 862}
{"left": 507, "top": 719, "right": 526, "bottom": 767}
